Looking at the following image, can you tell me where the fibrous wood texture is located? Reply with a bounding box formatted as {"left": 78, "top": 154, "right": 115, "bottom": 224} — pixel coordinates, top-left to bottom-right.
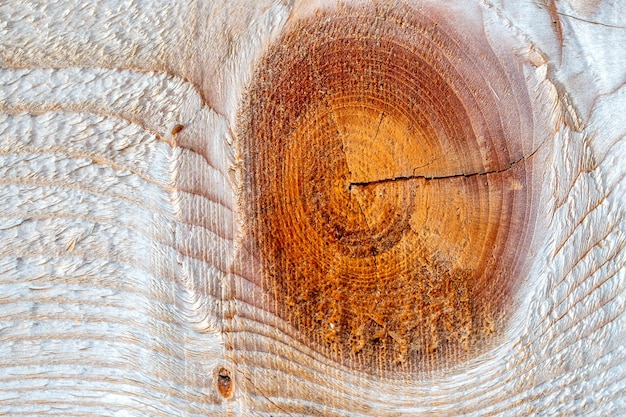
{"left": 238, "top": 2, "right": 553, "bottom": 376}
{"left": 1, "top": 0, "right": 625, "bottom": 415}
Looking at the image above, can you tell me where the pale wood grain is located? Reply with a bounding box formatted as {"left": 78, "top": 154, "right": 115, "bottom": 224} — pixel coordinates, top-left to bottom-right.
{"left": 1, "top": 0, "right": 625, "bottom": 415}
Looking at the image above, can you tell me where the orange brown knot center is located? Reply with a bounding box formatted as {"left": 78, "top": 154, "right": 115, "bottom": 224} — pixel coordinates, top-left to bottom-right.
{"left": 237, "top": 2, "right": 543, "bottom": 375}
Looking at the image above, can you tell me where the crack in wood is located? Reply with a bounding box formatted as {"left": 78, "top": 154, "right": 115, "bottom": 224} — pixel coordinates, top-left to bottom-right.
{"left": 349, "top": 145, "right": 540, "bottom": 188}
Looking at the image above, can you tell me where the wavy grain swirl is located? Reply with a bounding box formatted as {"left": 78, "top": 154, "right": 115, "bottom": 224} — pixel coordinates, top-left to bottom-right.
{"left": 238, "top": 2, "right": 545, "bottom": 375}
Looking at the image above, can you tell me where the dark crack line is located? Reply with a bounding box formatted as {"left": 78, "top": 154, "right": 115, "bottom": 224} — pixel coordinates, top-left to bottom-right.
{"left": 556, "top": 11, "right": 626, "bottom": 29}
{"left": 349, "top": 148, "right": 538, "bottom": 188}
{"left": 373, "top": 111, "right": 384, "bottom": 141}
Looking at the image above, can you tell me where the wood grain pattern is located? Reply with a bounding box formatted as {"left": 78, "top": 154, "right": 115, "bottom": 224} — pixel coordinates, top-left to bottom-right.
{"left": 237, "top": 2, "right": 552, "bottom": 376}
{"left": 0, "top": 0, "right": 625, "bottom": 415}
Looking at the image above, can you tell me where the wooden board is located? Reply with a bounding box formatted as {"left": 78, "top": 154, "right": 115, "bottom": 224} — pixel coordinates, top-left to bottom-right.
{"left": 0, "top": 0, "right": 625, "bottom": 415}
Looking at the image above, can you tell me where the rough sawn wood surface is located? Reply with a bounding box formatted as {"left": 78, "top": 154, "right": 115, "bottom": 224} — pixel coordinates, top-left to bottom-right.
{"left": 0, "top": 0, "right": 625, "bottom": 415}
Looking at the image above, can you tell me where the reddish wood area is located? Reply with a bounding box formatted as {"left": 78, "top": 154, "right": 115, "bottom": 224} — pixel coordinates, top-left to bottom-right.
{"left": 237, "top": 3, "right": 546, "bottom": 376}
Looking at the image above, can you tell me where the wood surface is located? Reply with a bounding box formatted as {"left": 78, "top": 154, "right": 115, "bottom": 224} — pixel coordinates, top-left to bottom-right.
{"left": 0, "top": 0, "right": 625, "bottom": 415}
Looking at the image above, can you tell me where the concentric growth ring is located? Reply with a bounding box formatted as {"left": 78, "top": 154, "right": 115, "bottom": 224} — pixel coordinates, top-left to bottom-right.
{"left": 238, "top": 3, "right": 542, "bottom": 375}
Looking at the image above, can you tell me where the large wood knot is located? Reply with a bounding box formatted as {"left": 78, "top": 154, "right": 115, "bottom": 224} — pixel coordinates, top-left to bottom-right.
{"left": 237, "top": 2, "right": 545, "bottom": 375}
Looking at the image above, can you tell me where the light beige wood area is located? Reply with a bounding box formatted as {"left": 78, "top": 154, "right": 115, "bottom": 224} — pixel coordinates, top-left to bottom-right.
{"left": 0, "top": 0, "right": 625, "bottom": 415}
